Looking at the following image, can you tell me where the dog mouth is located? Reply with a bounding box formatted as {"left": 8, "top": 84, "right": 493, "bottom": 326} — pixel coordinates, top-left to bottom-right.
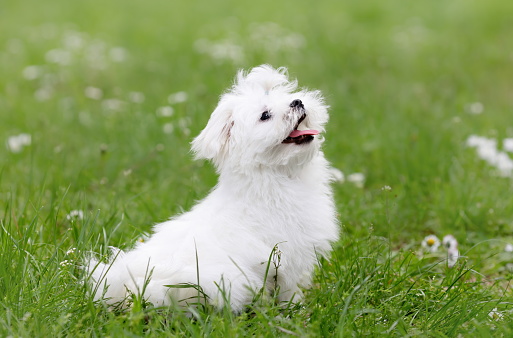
{"left": 282, "top": 113, "right": 319, "bottom": 145}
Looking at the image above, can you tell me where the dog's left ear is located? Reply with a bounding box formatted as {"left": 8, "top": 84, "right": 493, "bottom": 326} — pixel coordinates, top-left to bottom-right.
{"left": 191, "top": 99, "right": 233, "bottom": 167}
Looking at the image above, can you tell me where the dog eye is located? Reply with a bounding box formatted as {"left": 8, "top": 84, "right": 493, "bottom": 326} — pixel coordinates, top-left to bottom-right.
{"left": 260, "top": 111, "right": 271, "bottom": 121}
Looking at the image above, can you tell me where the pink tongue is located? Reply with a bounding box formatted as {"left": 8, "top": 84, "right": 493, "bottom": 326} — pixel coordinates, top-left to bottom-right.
{"left": 288, "top": 129, "right": 319, "bottom": 138}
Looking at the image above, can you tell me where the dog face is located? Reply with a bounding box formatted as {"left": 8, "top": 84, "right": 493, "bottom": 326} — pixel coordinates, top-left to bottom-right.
{"left": 192, "top": 65, "right": 329, "bottom": 173}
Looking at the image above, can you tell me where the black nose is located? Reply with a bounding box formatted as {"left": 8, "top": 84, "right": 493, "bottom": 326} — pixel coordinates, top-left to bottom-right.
{"left": 290, "top": 99, "right": 303, "bottom": 108}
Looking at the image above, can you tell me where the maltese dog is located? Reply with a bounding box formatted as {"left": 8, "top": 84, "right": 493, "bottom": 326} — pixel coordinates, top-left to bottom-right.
{"left": 88, "top": 65, "right": 339, "bottom": 312}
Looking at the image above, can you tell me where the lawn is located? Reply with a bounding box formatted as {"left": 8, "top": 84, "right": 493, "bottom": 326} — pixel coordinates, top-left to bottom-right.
{"left": 1, "top": 0, "right": 513, "bottom": 335}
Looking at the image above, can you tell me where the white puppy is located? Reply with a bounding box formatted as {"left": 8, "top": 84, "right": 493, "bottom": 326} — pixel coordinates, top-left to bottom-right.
{"left": 88, "top": 65, "right": 339, "bottom": 312}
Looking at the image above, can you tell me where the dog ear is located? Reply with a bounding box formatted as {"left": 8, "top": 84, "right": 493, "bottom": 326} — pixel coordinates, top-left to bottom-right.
{"left": 191, "top": 100, "right": 233, "bottom": 166}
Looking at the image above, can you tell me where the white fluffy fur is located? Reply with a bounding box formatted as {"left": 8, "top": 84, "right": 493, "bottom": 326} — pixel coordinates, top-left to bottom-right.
{"left": 88, "top": 65, "right": 339, "bottom": 312}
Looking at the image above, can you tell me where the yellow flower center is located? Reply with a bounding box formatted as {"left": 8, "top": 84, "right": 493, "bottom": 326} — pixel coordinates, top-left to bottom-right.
{"left": 427, "top": 238, "right": 435, "bottom": 246}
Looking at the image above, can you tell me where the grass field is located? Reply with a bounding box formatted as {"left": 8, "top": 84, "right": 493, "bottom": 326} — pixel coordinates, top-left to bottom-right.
{"left": 2, "top": 0, "right": 513, "bottom": 335}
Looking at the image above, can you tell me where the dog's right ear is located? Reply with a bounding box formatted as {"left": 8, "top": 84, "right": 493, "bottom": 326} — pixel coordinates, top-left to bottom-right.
{"left": 191, "top": 99, "right": 233, "bottom": 167}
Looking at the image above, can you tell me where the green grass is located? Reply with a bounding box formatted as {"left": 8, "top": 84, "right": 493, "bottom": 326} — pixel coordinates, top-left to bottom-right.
{"left": 2, "top": 0, "right": 513, "bottom": 335}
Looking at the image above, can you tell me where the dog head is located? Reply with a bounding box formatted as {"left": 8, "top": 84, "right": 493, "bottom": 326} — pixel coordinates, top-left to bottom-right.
{"left": 191, "top": 65, "right": 329, "bottom": 173}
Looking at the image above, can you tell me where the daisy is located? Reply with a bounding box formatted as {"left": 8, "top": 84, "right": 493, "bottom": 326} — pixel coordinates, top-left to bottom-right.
{"left": 66, "top": 210, "right": 84, "bottom": 221}
{"left": 421, "top": 235, "right": 441, "bottom": 253}
{"left": 168, "top": 91, "right": 188, "bottom": 104}
{"left": 488, "top": 308, "right": 504, "bottom": 321}
{"left": 347, "top": 173, "right": 365, "bottom": 188}
{"left": 6, "top": 133, "right": 32, "bottom": 153}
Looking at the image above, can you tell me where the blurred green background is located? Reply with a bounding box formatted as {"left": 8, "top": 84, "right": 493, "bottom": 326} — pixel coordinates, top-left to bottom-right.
{"left": 2, "top": 0, "right": 512, "bottom": 242}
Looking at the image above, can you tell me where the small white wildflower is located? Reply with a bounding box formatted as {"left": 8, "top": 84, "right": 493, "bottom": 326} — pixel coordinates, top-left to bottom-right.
{"left": 84, "top": 86, "right": 103, "bottom": 100}
{"left": 6, "top": 133, "right": 32, "bottom": 153}
{"left": 347, "top": 173, "right": 365, "bottom": 188}
{"left": 163, "top": 123, "right": 174, "bottom": 134}
{"left": 66, "top": 210, "right": 84, "bottom": 221}
{"left": 63, "top": 31, "right": 86, "bottom": 50}
{"left": 504, "top": 138, "right": 513, "bottom": 153}
{"left": 328, "top": 167, "right": 345, "bottom": 182}
{"left": 109, "top": 47, "right": 128, "bottom": 62}
{"left": 421, "top": 235, "right": 441, "bottom": 253}
{"left": 123, "top": 169, "right": 132, "bottom": 177}
{"left": 168, "top": 91, "right": 188, "bottom": 104}
{"left": 505, "top": 243, "right": 513, "bottom": 252}
{"left": 156, "top": 106, "right": 174, "bottom": 117}
{"left": 45, "top": 48, "right": 72, "bottom": 65}
{"left": 178, "top": 117, "right": 190, "bottom": 129}
{"left": 22, "top": 312, "right": 32, "bottom": 321}
{"left": 466, "top": 102, "right": 484, "bottom": 115}
{"left": 137, "top": 232, "right": 151, "bottom": 243}
{"left": 466, "top": 135, "right": 489, "bottom": 148}
{"left": 59, "top": 260, "right": 72, "bottom": 267}
{"left": 34, "top": 87, "right": 53, "bottom": 101}
{"left": 22, "top": 65, "right": 43, "bottom": 80}
{"left": 382, "top": 185, "right": 392, "bottom": 191}
{"left": 488, "top": 308, "right": 504, "bottom": 321}
{"left": 128, "top": 91, "right": 145, "bottom": 103}
{"left": 452, "top": 116, "right": 461, "bottom": 123}
{"left": 466, "top": 135, "right": 513, "bottom": 177}
{"left": 442, "top": 234, "right": 458, "bottom": 249}
{"left": 102, "top": 99, "right": 125, "bottom": 111}
{"left": 447, "top": 247, "right": 459, "bottom": 268}
{"left": 495, "top": 152, "right": 513, "bottom": 177}
{"left": 194, "top": 39, "right": 245, "bottom": 64}
{"left": 66, "top": 248, "right": 76, "bottom": 255}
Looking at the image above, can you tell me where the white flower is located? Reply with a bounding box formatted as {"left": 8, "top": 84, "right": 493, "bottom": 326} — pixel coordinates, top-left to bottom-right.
{"left": 505, "top": 244, "right": 513, "bottom": 252}
{"left": 102, "top": 99, "right": 125, "bottom": 111}
{"left": 421, "top": 235, "right": 441, "bottom": 253}
{"left": 6, "top": 133, "right": 32, "bottom": 153}
{"left": 442, "top": 234, "right": 458, "bottom": 250}
{"left": 45, "top": 48, "right": 72, "bottom": 65}
{"left": 447, "top": 247, "right": 459, "bottom": 267}
{"left": 328, "top": 167, "right": 345, "bottom": 182}
{"left": 466, "top": 135, "right": 513, "bottom": 177}
{"left": 59, "top": 260, "right": 72, "bottom": 267}
{"left": 442, "top": 235, "right": 459, "bottom": 267}
{"left": 488, "top": 308, "right": 504, "bottom": 321}
{"left": 466, "top": 102, "right": 484, "bottom": 115}
{"left": 84, "top": 86, "right": 103, "bottom": 100}
{"left": 137, "top": 232, "right": 151, "bottom": 243}
{"left": 156, "top": 106, "right": 174, "bottom": 117}
{"left": 495, "top": 152, "right": 513, "bottom": 177}
{"left": 347, "top": 173, "right": 365, "bottom": 188}
{"left": 22, "top": 65, "right": 43, "bottom": 80}
{"left": 34, "top": 87, "right": 53, "bottom": 101}
{"left": 504, "top": 138, "right": 513, "bottom": 153}
{"left": 163, "top": 123, "right": 174, "bottom": 134}
{"left": 109, "top": 47, "right": 128, "bottom": 62}
{"left": 168, "top": 91, "right": 188, "bottom": 104}
{"left": 194, "top": 39, "right": 245, "bottom": 64}
{"left": 381, "top": 185, "right": 392, "bottom": 191}
{"left": 452, "top": 116, "right": 461, "bottom": 123}
{"left": 128, "top": 91, "right": 145, "bottom": 103}
{"left": 63, "top": 30, "right": 86, "bottom": 50}
{"left": 66, "top": 210, "right": 84, "bottom": 221}
{"left": 66, "top": 248, "right": 77, "bottom": 255}
{"left": 466, "top": 135, "right": 489, "bottom": 148}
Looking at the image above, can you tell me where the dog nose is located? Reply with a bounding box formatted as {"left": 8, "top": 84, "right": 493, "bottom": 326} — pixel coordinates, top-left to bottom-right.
{"left": 289, "top": 99, "right": 303, "bottom": 109}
